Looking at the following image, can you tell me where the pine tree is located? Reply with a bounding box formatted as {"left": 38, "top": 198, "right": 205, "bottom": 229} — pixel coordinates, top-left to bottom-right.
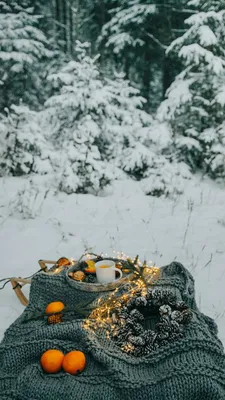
{"left": 158, "top": 0, "right": 225, "bottom": 179}
{"left": 44, "top": 42, "right": 152, "bottom": 194}
{"left": 122, "top": 121, "right": 192, "bottom": 197}
{"left": 0, "top": 1, "right": 52, "bottom": 110}
{"left": 0, "top": 104, "right": 52, "bottom": 177}
{"left": 98, "top": 0, "right": 188, "bottom": 110}
{"left": 43, "top": 42, "right": 154, "bottom": 194}
{"left": 44, "top": 42, "right": 114, "bottom": 194}
{"left": 44, "top": 41, "right": 190, "bottom": 196}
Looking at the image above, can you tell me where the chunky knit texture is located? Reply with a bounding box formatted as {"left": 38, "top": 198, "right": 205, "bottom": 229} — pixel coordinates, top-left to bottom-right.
{"left": 0, "top": 262, "right": 225, "bottom": 400}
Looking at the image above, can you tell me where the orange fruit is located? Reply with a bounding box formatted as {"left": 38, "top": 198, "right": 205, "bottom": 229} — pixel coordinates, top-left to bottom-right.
{"left": 62, "top": 351, "right": 86, "bottom": 375}
{"left": 40, "top": 349, "right": 64, "bottom": 374}
{"left": 45, "top": 301, "right": 65, "bottom": 315}
{"left": 56, "top": 257, "right": 71, "bottom": 267}
{"left": 84, "top": 260, "right": 96, "bottom": 274}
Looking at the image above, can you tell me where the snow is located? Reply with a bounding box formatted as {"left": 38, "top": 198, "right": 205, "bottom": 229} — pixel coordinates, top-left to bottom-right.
{"left": 198, "top": 25, "right": 217, "bottom": 46}
{"left": 214, "top": 85, "right": 225, "bottom": 107}
{"left": 0, "top": 175, "right": 225, "bottom": 348}
{"left": 157, "top": 76, "right": 194, "bottom": 121}
{"left": 179, "top": 44, "right": 225, "bottom": 74}
{"left": 99, "top": 2, "right": 157, "bottom": 52}
{"left": 176, "top": 136, "right": 202, "bottom": 151}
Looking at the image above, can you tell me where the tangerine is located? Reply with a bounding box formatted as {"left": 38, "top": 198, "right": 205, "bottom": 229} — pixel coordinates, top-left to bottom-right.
{"left": 45, "top": 301, "right": 65, "bottom": 315}
{"left": 84, "top": 260, "right": 96, "bottom": 274}
{"left": 56, "top": 257, "right": 71, "bottom": 267}
{"left": 62, "top": 351, "right": 86, "bottom": 375}
{"left": 40, "top": 349, "right": 64, "bottom": 374}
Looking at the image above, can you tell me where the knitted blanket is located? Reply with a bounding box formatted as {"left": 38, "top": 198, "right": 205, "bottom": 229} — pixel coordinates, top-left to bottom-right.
{"left": 0, "top": 262, "right": 225, "bottom": 400}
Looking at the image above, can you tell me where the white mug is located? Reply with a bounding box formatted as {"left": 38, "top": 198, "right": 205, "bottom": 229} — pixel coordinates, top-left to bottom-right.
{"left": 95, "top": 260, "right": 123, "bottom": 284}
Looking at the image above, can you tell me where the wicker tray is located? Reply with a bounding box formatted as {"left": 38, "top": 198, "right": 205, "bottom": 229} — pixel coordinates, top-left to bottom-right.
{"left": 66, "top": 261, "right": 134, "bottom": 292}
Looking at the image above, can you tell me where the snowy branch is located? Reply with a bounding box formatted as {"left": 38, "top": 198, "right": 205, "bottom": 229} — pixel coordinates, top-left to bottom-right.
{"left": 145, "top": 31, "right": 168, "bottom": 50}
{"left": 171, "top": 8, "right": 197, "bottom": 14}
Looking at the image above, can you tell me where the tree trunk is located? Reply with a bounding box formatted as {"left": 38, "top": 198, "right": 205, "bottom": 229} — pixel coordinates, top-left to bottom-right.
{"left": 51, "top": 0, "right": 57, "bottom": 40}
{"left": 142, "top": 43, "right": 152, "bottom": 104}
{"left": 65, "top": 1, "right": 71, "bottom": 55}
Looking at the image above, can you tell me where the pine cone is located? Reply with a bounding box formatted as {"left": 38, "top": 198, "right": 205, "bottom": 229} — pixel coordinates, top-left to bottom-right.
{"left": 133, "top": 346, "right": 146, "bottom": 357}
{"left": 141, "top": 330, "right": 155, "bottom": 345}
{"left": 124, "top": 327, "right": 133, "bottom": 340}
{"left": 133, "top": 323, "right": 145, "bottom": 336}
{"left": 85, "top": 274, "right": 96, "bottom": 283}
{"left": 160, "top": 316, "right": 172, "bottom": 331}
{"left": 144, "top": 344, "right": 154, "bottom": 355}
{"left": 128, "top": 335, "right": 146, "bottom": 347}
{"left": 135, "top": 296, "right": 147, "bottom": 307}
{"left": 47, "top": 313, "right": 62, "bottom": 325}
{"left": 170, "top": 320, "right": 183, "bottom": 333}
{"left": 171, "top": 310, "right": 183, "bottom": 323}
{"left": 155, "top": 321, "right": 172, "bottom": 338}
{"left": 162, "top": 290, "right": 176, "bottom": 305}
{"left": 157, "top": 331, "right": 169, "bottom": 341}
{"left": 152, "top": 289, "right": 162, "bottom": 301}
{"left": 130, "top": 309, "right": 145, "bottom": 322}
{"left": 176, "top": 301, "right": 188, "bottom": 310}
{"left": 182, "top": 309, "right": 193, "bottom": 324}
{"left": 159, "top": 305, "right": 172, "bottom": 316}
{"left": 146, "top": 288, "right": 153, "bottom": 300}
{"left": 118, "top": 313, "right": 128, "bottom": 320}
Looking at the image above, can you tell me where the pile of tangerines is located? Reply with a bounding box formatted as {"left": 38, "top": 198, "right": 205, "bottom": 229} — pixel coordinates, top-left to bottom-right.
{"left": 40, "top": 349, "right": 86, "bottom": 375}
{"left": 40, "top": 301, "right": 86, "bottom": 375}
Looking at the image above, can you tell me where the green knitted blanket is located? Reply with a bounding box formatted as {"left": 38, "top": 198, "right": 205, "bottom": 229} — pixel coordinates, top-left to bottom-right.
{"left": 0, "top": 262, "right": 225, "bottom": 400}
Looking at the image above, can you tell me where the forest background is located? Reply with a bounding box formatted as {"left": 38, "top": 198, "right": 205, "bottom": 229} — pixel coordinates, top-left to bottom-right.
{"left": 0, "top": 0, "right": 225, "bottom": 195}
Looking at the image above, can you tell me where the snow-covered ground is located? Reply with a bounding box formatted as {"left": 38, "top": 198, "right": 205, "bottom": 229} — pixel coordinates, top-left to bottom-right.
{"left": 0, "top": 175, "right": 225, "bottom": 347}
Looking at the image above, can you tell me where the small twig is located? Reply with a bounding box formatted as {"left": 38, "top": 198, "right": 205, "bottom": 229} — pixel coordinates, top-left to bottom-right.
{"left": 202, "top": 253, "right": 213, "bottom": 270}
{"left": 182, "top": 199, "right": 194, "bottom": 247}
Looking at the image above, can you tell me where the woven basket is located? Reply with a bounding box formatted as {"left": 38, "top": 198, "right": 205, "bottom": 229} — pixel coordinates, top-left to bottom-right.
{"left": 66, "top": 259, "right": 134, "bottom": 292}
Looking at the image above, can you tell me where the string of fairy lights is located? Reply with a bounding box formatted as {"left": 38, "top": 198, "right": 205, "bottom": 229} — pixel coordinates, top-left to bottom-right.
{"left": 83, "top": 254, "right": 160, "bottom": 341}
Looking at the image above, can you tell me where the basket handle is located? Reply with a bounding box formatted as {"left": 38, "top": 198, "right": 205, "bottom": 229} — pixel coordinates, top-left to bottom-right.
{"left": 10, "top": 278, "right": 31, "bottom": 306}
{"left": 11, "top": 260, "right": 57, "bottom": 306}
{"left": 38, "top": 259, "right": 56, "bottom": 270}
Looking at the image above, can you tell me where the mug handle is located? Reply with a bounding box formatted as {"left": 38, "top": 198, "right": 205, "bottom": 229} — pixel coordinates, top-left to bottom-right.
{"left": 114, "top": 268, "right": 123, "bottom": 280}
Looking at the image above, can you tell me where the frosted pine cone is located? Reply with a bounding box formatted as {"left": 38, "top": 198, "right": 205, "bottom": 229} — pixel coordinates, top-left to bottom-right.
{"left": 159, "top": 305, "right": 172, "bottom": 316}
{"left": 135, "top": 296, "right": 147, "bottom": 307}
{"left": 130, "top": 309, "right": 145, "bottom": 322}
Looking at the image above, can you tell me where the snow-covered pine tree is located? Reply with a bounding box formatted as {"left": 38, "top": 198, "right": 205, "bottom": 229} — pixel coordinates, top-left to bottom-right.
{"left": 0, "top": 104, "right": 52, "bottom": 177}
{"left": 44, "top": 42, "right": 151, "bottom": 194}
{"left": 158, "top": 0, "right": 225, "bottom": 179}
{"left": 98, "top": 0, "right": 188, "bottom": 110}
{"left": 122, "top": 121, "right": 192, "bottom": 197}
{"left": 44, "top": 41, "right": 190, "bottom": 197}
{"left": 0, "top": 1, "right": 51, "bottom": 110}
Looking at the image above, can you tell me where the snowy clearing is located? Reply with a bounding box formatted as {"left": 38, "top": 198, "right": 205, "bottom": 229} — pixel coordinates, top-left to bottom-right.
{"left": 0, "top": 176, "right": 225, "bottom": 346}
